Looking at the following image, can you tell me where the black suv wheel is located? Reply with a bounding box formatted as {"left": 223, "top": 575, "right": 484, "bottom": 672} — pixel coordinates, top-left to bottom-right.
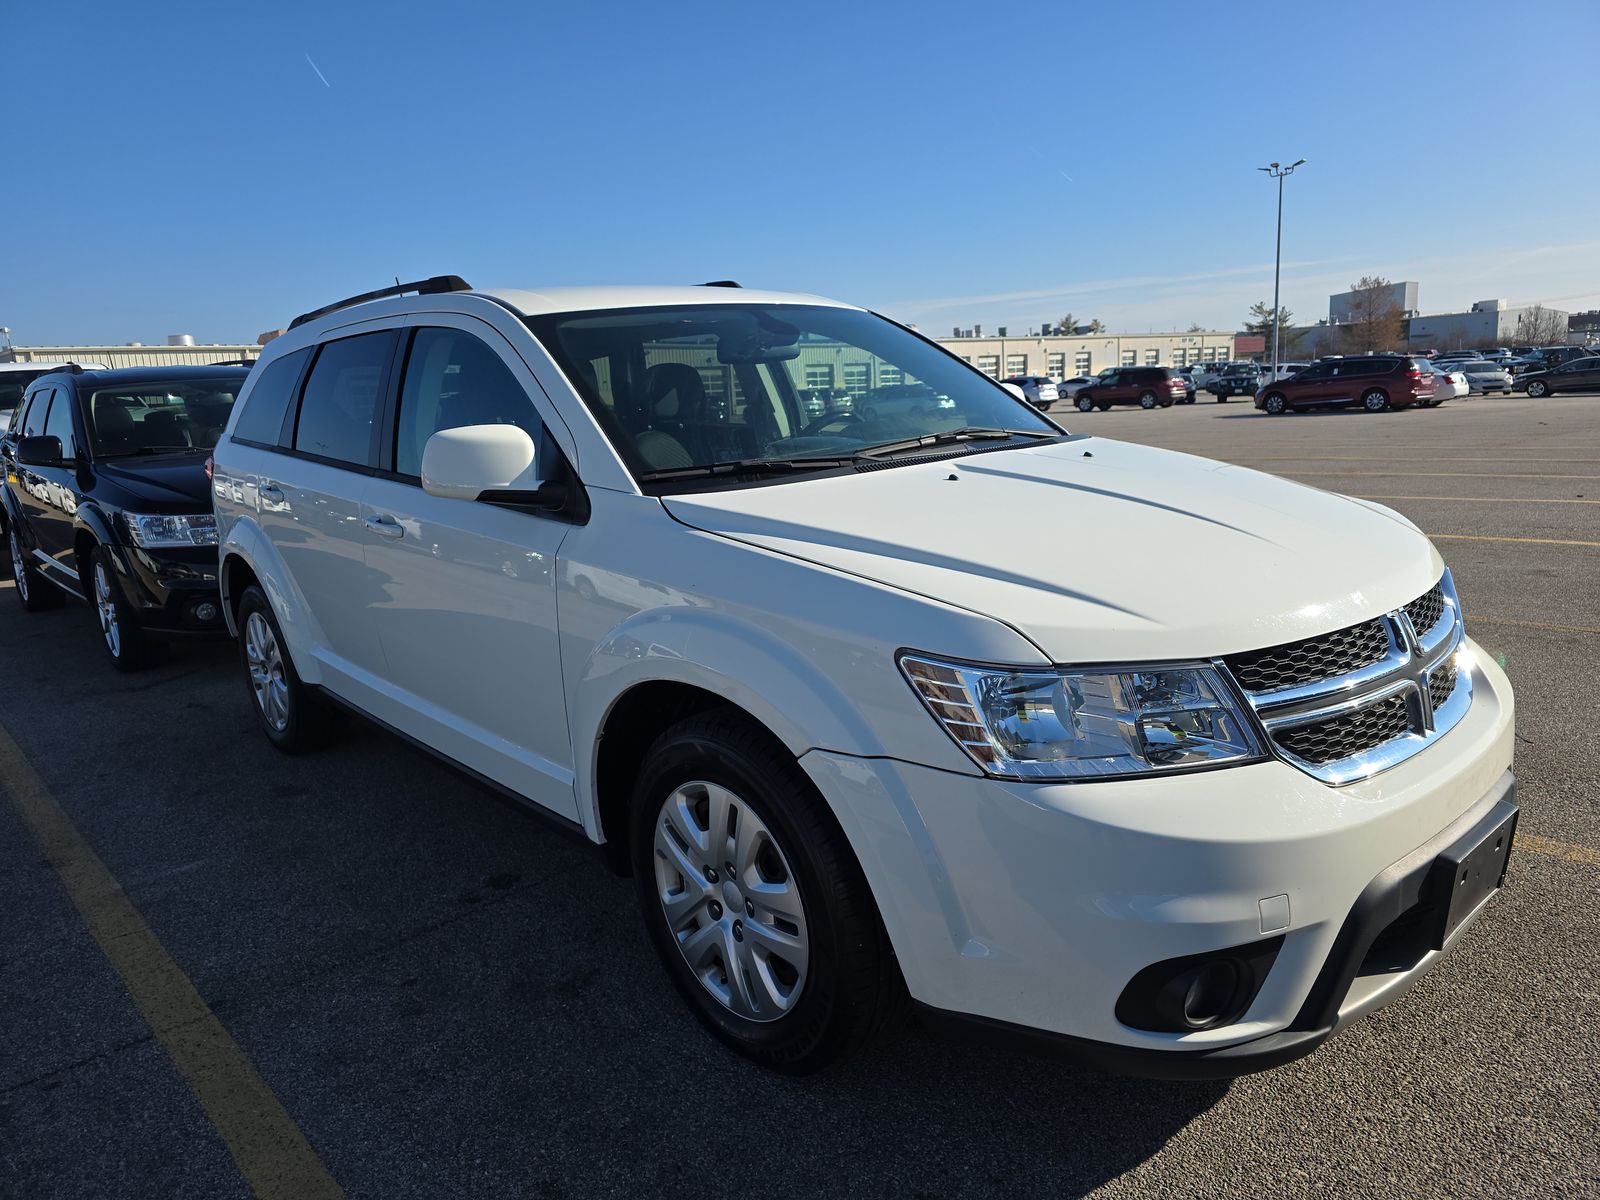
{"left": 90, "top": 546, "right": 158, "bottom": 671}
{"left": 9, "top": 526, "right": 59, "bottom": 612}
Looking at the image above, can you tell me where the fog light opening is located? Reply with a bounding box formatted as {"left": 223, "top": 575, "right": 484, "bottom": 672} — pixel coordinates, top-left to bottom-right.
{"left": 194, "top": 601, "right": 219, "bottom": 623}
{"left": 1180, "top": 960, "right": 1242, "bottom": 1029}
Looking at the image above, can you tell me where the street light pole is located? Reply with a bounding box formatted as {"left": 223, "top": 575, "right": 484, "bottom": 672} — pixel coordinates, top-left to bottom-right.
{"left": 1258, "top": 159, "right": 1305, "bottom": 384}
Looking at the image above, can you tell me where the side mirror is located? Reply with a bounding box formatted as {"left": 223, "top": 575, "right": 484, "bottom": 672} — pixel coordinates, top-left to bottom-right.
{"left": 16, "top": 435, "right": 64, "bottom": 467}
{"left": 421, "top": 424, "right": 538, "bottom": 501}
{"left": 1000, "top": 382, "right": 1027, "bottom": 402}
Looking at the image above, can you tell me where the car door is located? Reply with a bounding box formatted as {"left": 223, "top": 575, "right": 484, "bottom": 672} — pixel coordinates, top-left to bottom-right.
{"left": 358, "top": 319, "right": 577, "bottom": 820}
{"left": 32, "top": 386, "right": 86, "bottom": 577}
{"left": 1286, "top": 362, "right": 1336, "bottom": 406}
{"left": 262, "top": 326, "right": 399, "bottom": 694}
{"left": 9, "top": 389, "right": 55, "bottom": 564}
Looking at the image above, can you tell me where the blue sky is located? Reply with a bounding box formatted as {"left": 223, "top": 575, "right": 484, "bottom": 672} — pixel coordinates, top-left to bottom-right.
{"left": 4, "top": 0, "right": 1597, "bottom": 345}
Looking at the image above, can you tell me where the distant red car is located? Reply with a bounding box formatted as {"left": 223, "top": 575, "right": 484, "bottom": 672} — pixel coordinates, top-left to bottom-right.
{"left": 1256, "top": 355, "right": 1435, "bottom": 414}
{"left": 1072, "top": 366, "right": 1186, "bottom": 411}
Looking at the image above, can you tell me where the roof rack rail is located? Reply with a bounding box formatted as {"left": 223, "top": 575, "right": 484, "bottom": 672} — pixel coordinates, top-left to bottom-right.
{"left": 289, "top": 274, "right": 473, "bottom": 330}
{"left": 702, "top": 279, "right": 742, "bottom": 288}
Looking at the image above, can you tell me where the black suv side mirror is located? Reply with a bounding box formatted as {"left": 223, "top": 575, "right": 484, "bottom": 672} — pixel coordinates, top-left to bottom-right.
{"left": 16, "top": 434, "right": 65, "bottom": 467}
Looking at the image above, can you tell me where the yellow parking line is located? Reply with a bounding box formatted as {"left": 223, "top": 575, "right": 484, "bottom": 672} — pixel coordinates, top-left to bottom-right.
{"left": 0, "top": 725, "right": 344, "bottom": 1200}
{"left": 1427, "top": 533, "right": 1600, "bottom": 549}
{"left": 1519, "top": 834, "right": 1600, "bottom": 867}
{"left": 1468, "top": 615, "right": 1600, "bottom": 636}
{"left": 1355, "top": 494, "right": 1600, "bottom": 505}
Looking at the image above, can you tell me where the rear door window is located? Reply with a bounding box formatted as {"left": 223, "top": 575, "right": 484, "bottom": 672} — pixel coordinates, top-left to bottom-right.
{"left": 292, "top": 333, "right": 397, "bottom": 467}
{"left": 233, "top": 349, "right": 310, "bottom": 447}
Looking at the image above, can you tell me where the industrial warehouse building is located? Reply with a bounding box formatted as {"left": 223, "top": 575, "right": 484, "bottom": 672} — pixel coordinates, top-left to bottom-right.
{"left": 0, "top": 336, "right": 259, "bottom": 370}
{"left": 934, "top": 328, "right": 1240, "bottom": 379}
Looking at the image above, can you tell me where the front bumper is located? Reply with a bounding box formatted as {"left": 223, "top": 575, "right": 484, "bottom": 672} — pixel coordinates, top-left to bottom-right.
{"left": 801, "top": 641, "right": 1515, "bottom": 1075}
{"left": 109, "top": 542, "right": 227, "bottom": 634}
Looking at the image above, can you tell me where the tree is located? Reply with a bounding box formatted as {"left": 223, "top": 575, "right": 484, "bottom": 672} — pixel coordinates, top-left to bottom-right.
{"left": 1086, "top": 319, "right": 1105, "bottom": 334}
{"left": 1514, "top": 304, "right": 1567, "bottom": 347}
{"left": 1243, "top": 300, "right": 1299, "bottom": 356}
{"left": 1187, "top": 322, "right": 1205, "bottom": 333}
{"left": 1340, "top": 276, "right": 1403, "bottom": 354}
{"left": 1058, "top": 313, "right": 1077, "bottom": 334}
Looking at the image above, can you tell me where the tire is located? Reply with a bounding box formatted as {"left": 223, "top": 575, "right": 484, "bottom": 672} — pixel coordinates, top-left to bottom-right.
{"left": 1139, "top": 391, "right": 1157, "bottom": 410}
{"left": 9, "top": 525, "right": 60, "bottom": 612}
{"left": 1076, "top": 396, "right": 1094, "bottom": 412}
{"left": 1263, "top": 393, "right": 1288, "bottom": 415}
{"left": 1361, "top": 388, "right": 1390, "bottom": 412}
{"left": 1526, "top": 380, "right": 1548, "bottom": 398}
{"left": 1096, "top": 404, "right": 1110, "bottom": 412}
{"left": 237, "top": 584, "right": 337, "bottom": 753}
{"left": 1216, "top": 396, "right": 1229, "bottom": 403}
{"left": 631, "top": 710, "right": 905, "bottom": 1074}
{"left": 90, "top": 546, "right": 158, "bottom": 672}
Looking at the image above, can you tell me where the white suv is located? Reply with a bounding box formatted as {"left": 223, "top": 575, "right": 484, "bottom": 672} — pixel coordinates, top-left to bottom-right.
{"left": 212, "top": 277, "right": 1517, "bottom": 1076}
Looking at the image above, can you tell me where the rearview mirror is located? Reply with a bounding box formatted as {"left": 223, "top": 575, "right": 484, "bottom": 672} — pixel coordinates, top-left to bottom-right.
{"left": 421, "top": 425, "right": 539, "bottom": 501}
{"left": 16, "top": 435, "right": 64, "bottom": 467}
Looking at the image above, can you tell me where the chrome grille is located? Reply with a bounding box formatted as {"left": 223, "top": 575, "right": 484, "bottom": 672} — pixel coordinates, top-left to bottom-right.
{"left": 1275, "top": 695, "right": 1411, "bottom": 765}
{"left": 1225, "top": 619, "right": 1390, "bottom": 692}
{"left": 1224, "top": 571, "right": 1471, "bottom": 785}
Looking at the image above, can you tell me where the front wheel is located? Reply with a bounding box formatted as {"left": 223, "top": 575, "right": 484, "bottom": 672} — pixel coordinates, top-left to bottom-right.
{"left": 1362, "top": 388, "right": 1390, "bottom": 412}
{"left": 9, "top": 526, "right": 59, "bottom": 612}
{"left": 1139, "top": 391, "right": 1158, "bottom": 409}
{"left": 1263, "top": 393, "right": 1288, "bottom": 415}
{"left": 632, "top": 711, "right": 905, "bottom": 1073}
{"left": 90, "top": 547, "right": 158, "bottom": 672}
{"left": 1526, "top": 380, "right": 1548, "bottom": 398}
{"left": 237, "top": 584, "right": 337, "bottom": 753}
{"left": 1076, "top": 396, "right": 1094, "bottom": 412}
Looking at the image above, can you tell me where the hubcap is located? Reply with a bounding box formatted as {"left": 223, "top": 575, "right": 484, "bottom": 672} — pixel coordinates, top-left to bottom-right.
{"left": 93, "top": 562, "right": 121, "bottom": 656}
{"left": 10, "top": 531, "right": 27, "bottom": 602}
{"left": 653, "top": 780, "right": 809, "bottom": 1022}
{"left": 244, "top": 611, "right": 291, "bottom": 732}
{"left": 1365, "top": 392, "right": 1385, "bottom": 410}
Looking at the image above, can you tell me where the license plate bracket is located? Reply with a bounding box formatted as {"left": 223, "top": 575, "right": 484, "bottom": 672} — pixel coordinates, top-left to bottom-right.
{"left": 1428, "top": 802, "right": 1518, "bottom": 950}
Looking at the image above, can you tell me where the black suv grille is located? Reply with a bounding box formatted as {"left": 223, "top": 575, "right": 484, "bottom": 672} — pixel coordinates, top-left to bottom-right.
{"left": 1405, "top": 583, "right": 1446, "bottom": 637}
{"left": 1226, "top": 618, "right": 1390, "bottom": 693}
{"left": 1275, "top": 694, "right": 1412, "bottom": 765}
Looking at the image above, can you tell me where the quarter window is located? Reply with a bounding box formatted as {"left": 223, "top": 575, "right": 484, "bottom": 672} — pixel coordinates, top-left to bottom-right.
{"left": 233, "top": 349, "right": 309, "bottom": 447}
{"left": 394, "top": 328, "right": 541, "bottom": 478}
{"left": 293, "top": 332, "right": 395, "bottom": 466}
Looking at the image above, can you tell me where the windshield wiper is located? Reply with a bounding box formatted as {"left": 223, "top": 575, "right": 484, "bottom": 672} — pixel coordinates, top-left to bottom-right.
{"left": 96, "top": 445, "right": 200, "bottom": 458}
{"left": 851, "top": 427, "right": 1054, "bottom": 459}
{"left": 636, "top": 455, "right": 858, "bottom": 483}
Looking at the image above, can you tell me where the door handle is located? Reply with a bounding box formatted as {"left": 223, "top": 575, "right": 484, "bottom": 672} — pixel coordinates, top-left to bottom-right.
{"left": 259, "top": 484, "right": 284, "bottom": 503}
{"left": 363, "top": 514, "right": 404, "bottom": 539}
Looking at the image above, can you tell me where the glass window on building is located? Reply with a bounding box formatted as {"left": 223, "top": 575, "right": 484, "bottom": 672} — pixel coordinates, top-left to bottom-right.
{"left": 976, "top": 355, "right": 1000, "bottom": 379}
{"left": 877, "top": 363, "right": 903, "bottom": 387}
{"left": 1145, "top": 349, "right": 1159, "bottom": 365}
{"left": 1074, "top": 351, "right": 1091, "bottom": 374}
{"left": 1120, "top": 349, "right": 1136, "bottom": 367}
{"left": 842, "top": 362, "right": 871, "bottom": 397}
{"left": 1005, "top": 354, "right": 1027, "bottom": 377}
{"left": 804, "top": 363, "right": 834, "bottom": 390}
{"left": 1047, "top": 352, "right": 1066, "bottom": 379}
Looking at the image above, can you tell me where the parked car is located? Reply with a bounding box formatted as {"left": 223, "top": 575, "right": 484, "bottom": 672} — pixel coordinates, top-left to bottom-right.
{"left": 1, "top": 365, "right": 244, "bottom": 668}
{"left": 1211, "top": 364, "right": 1264, "bottom": 401}
{"left": 1517, "top": 356, "right": 1600, "bottom": 397}
{"left": 1508, "top": 346, "right": 1592, "bottom": 374}
{"left": 211, "top": 276, "right": 1516, "bottom": 1078}
{"left": 1451, "top": 361, "right": 1514, "bottom": 395}
{"left": 0, "top": 361, "right": 108, "bottom": 428}
{"left": 1072, "top": 366, "right": 1186, "bottom": 410}
{"left": 855, "top": 382, "right": 956, "bottom": 420}
{"left": 1427, "top": 364, "right": 1469, "bottom": 404}
{"left": 1057, "top": 375, "right": 1096, "bottom": 399}
{"left": 1258, "top": 362, "right": 1310, "bottom": 384}
{"left": 1255, "top": 355, "right": 1436, "bottom": 414}
{"left": 1173, "top": 367, "right": 1199, "bottom": 404}
{"left": 1003, "top": 375, "right": 1060, "bottom": 411}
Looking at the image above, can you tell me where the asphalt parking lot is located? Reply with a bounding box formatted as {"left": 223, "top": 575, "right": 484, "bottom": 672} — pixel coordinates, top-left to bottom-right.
{"left": 2, "top": 392, "right": 1597, "bottom": 1199}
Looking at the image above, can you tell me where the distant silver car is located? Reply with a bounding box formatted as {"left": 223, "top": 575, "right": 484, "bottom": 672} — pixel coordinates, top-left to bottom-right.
{"left": 1057, "top": 375, "right": 1096, "bottom": 399}
{"left": 1453, "top": 361, "right": 1514, "bottom": 395}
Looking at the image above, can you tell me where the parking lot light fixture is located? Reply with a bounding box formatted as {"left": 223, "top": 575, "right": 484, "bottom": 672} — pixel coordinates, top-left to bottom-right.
{"left": 1258, "top": 159, "right": 1306, "bottom": 385}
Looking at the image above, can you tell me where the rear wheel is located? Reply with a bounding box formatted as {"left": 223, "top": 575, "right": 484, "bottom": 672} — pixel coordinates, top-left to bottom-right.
{"left": 237, "top": 584, "right": 337, "bottom": 753}
{"left": 1362, "top": 388, "right": 1390, "bottom": 412}
{"left": 1139, "top": 391, "right": 1158, "bottom": 410}
{"left": 9, "top": 526, "right": 59, "bottom": 612}
{"left": 1263, "top": 393, "right": 1288, "bottom": 415}
{"left": 91, "top": 547, "right": 158, "bottom": 672}
{"left": 632, "top": 711, "right": 905, "bottom": 1073}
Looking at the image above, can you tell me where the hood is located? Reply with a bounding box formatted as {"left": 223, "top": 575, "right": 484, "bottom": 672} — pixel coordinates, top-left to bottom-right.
{"left": 663, "top": 437, "right": 1443, "bottom": 663}
{"left": 92, "top": 454, "right": 212, "bottom": 508}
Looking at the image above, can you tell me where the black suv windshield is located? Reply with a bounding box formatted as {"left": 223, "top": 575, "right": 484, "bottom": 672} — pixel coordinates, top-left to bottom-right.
{"left": 525, "top": 304, "right": 1055, "bottom": 483}
{"left": 86, "top": 378, "right": 243, "bottom": 456}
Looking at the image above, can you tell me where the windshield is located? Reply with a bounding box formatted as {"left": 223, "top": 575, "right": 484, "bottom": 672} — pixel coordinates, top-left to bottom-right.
{"left": 526, "top": 304, "right": 1055, "bottom": 483}
{"left": 1457, "top": 361, "right": 1495, "bottom": 372}
{"left": 86, "top": 378, "right": 242, "bottom": 455}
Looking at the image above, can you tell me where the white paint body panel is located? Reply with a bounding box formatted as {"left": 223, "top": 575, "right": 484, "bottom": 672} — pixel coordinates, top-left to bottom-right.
{"left": 211, "top": 283, "right": 1516, "bottom": 1058}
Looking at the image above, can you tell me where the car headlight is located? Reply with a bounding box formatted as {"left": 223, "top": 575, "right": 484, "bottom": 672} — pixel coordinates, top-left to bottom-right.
{"left": 900, "top": 653, "right": 1263, "bottom": 780}
{"left": 123, "top": 512, "right": 218, "bottom": 548}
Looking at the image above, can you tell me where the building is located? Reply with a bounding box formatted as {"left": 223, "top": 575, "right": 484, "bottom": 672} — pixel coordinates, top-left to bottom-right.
{"left": 1405, "top": 300, "right": 1570, "bottom": 351}
{"left": 935, "top": 328, "right": 1239, "bottom": 380}
{"left": 1, "top": 336, "right": 259, "bottom": 370}
{"left": 1329, "top": 281, "right": 1419, "bottom": 324}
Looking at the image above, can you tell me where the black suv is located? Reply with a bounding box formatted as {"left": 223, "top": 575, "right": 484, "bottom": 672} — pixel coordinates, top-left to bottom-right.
{"left": 1, "top": 365, "right": 247, "bottom": 669}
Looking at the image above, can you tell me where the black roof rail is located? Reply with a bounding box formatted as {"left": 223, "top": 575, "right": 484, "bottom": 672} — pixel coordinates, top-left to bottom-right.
{"left": 289, "top": 274, "right": 473, "bottom": 330}
{"left": 702, "top": 279, "right": 742, "bottom": 288}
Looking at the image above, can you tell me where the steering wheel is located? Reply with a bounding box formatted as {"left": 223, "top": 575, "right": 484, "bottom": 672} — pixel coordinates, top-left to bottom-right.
{"left": 798, "top": 412, "right": 863, "bottom": 437}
